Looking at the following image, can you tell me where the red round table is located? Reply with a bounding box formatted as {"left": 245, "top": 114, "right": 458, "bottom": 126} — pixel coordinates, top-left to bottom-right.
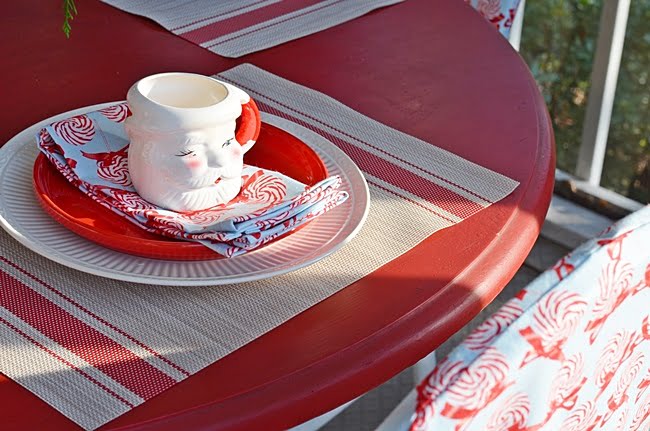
{"left": 0, "top": 0, "right": 554, "bottom": 429}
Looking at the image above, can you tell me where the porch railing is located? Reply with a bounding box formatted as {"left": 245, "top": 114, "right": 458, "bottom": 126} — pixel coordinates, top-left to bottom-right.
{"left": 507, "top": 0, "right": 644, "bottom": 216}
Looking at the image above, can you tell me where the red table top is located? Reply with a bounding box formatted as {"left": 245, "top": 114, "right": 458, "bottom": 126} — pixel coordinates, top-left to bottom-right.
{"left": 0, "top": 0, "right": 554, "bottom": 429}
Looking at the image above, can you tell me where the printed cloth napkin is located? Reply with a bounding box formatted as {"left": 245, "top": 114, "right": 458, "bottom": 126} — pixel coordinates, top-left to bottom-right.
{"left": 36, "top": 102, "right": 348, "bottom": 257}
{"left": 101, "top": 0, "right": 405, "bottom": 58}
{"left": 412, "top": 206, "right": 650, "bottom": 431}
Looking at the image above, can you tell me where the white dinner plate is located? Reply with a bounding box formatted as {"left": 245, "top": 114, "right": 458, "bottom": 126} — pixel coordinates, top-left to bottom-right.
{"left": 0, "top": 103, "right": 369, "bottom": 286}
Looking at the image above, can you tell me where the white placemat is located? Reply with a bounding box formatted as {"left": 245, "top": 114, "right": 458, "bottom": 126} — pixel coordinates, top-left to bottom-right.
{"left": 0, "top": 64, "right": 518, "bottom": 430}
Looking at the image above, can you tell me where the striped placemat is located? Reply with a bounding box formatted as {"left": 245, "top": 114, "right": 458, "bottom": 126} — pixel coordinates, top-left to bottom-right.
{"left": 101, "top": 0, "right": 405, "bottom": 58}
{"left": 0, "top": 64, "right": 518, "bottom": 430}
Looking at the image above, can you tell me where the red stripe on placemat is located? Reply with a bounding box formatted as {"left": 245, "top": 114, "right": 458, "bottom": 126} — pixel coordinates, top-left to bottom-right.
{"left": 253, "top": 100, "right": 484, "bottom": 219}
{"left": 0, "top": 315, "right": 135, "bottom": 408}
{"left": 217, "top": 76, "right": 494, "bottom": 205}
{"left": 181, "top": 0, "right": 324, "bottom": 44}
{"left": 0, "top": 270, "right": 177, "bottom": 400}
{"left": 368, "top": 180, "right": 456, "bottom": 223}
{"left": 0, "top": 256, "right": 191, "bottom": 378}
{"left": 206, "top": 0, "right": 344, "bottom": 48}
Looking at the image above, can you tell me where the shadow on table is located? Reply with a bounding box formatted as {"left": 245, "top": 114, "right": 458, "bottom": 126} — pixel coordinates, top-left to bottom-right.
{"left": 0, "top": 186, "right": 542, "bottom": 430}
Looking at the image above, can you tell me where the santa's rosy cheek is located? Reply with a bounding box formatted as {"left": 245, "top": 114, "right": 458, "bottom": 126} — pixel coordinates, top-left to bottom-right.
{"left": 185, "top": 158, "right": 203, "bottom": 169}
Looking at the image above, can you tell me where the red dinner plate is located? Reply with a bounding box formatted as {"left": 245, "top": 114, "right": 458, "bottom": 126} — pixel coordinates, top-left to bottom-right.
{"left": 32, "top": 122, "right": 328, "bottom": 261}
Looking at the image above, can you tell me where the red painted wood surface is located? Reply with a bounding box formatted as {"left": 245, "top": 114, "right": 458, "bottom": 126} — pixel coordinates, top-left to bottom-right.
{"left": 0, "top": 0, "right": 554, "bottom": 430}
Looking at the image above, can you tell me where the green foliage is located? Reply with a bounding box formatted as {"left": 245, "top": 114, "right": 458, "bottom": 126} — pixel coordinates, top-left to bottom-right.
{"left": 520, "top": 0, "right": 649, "bottom": 202}
{"left": 603, "top": 0, "right": 650, "bottom": 202}
{"left": 62, "top": 0, "right": 78, "bottom": 38}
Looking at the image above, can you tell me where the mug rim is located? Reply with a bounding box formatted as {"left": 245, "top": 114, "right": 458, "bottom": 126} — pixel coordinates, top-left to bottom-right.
{"left": 134, "top": 72, "right": 231, "bottom": 111}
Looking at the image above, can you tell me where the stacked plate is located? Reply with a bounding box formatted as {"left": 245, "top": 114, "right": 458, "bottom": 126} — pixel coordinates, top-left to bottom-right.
{"left": 0, "top": 103, "right": 369, "bottom": 285}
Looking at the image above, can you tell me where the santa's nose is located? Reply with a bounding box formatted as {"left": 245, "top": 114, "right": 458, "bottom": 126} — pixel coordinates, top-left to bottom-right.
{"left": 205, "top": 144, "right": 224, "bottom": 167}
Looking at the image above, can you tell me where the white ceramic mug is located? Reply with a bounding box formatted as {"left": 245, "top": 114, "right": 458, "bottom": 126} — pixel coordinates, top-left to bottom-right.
{"left": 124, "top": 72, "right": 261, "bottom": 212}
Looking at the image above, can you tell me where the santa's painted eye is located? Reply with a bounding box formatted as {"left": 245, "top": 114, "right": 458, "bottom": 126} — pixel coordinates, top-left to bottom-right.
{"left": 222, "top": 138, "right": 234, "bottom": 148}
{"left": 176, "top": 149, "right": 195, "bottom": 157}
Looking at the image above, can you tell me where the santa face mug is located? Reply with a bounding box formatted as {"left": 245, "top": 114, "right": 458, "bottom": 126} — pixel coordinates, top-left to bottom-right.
{"left": 125, "top": 72, "right": 261, "bottom": 212}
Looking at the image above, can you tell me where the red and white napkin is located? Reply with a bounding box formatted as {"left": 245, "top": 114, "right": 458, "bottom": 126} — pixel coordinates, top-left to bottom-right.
{"left": 37, "top": 104, "right": 348, "bottom": 257}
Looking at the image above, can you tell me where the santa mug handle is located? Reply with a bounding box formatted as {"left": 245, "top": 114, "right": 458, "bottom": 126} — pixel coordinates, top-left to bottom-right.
{"left": 234, "top": 95, "right": 261, "bottom": 154}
